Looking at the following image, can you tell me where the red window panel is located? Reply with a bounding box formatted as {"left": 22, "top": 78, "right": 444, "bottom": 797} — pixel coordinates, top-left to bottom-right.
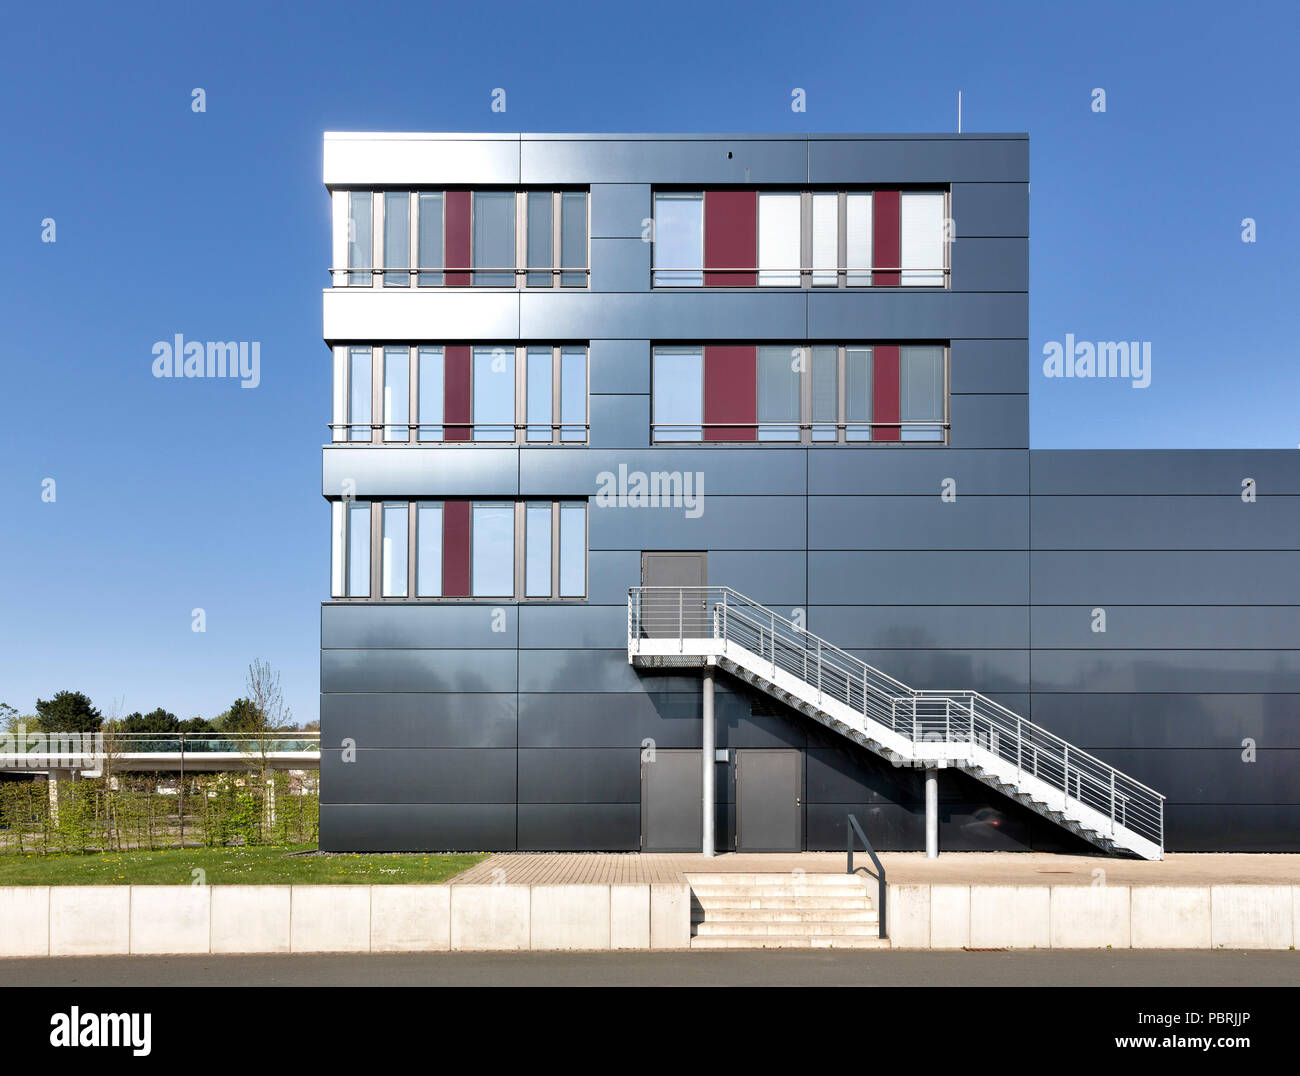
{"left": 442, "top": 500, "right": 470, "bottom": 598}
{"left": 704, "top": 345, "right": 756, "bottom": 441}
{"left": 444, "top": 345, "right": 472, "bottom": 442}
{"left": 873, "top": 190, "right": 900, "bottom": 287}
{"left": 704, "top": 190, "right": 757, "bottom": 287}
{"left": 445, "top": 190, "right": 471, "bottom": 286}
{"left": 873, "top": 345, "right": 900, "bottom": 441}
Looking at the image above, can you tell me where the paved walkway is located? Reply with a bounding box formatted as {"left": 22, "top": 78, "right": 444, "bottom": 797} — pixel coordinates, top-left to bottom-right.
{"left": 449, "top": 851, "right": 1300, "bottom": 887}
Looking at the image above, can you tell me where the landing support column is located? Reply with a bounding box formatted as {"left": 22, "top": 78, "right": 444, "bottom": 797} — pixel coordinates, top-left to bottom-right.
{"left": 925, "top": 766, "right": 939, "bottom": 859}
{"left": 702, "top": 669, "right": 715, "bottom": 857}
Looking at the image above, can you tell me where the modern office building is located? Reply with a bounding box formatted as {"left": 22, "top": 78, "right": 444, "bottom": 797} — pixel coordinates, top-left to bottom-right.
{"left": 320, "top": 132, "right": 1298, "bottom": 856}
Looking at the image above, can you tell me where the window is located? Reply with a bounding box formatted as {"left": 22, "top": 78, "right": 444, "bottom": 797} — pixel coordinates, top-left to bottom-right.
{"left": 383, "top": 192, "right": 410, "bottom": 287}
{"left": 473, "top": 347, "right": 515, "bottom": 441}
{"left": 901, "top": 193, "right": 945, "bottom": 287}
{"left": 653, "top": 192, "right": 703, "bottom": 286}
{"left": 347, "top": 192, "right": 372, "bottom": 286}
{"left": 651, "top": 343, "right": 946, "bottom": 444}
{"left": 757, "top": 346, "right": 800, "bottom": 441}
{"left": 333, "top": 345, "right": 587, "bottom": 444}
{"left": 652, "top": 348, "right": 703, "bottom": 441}
{"left": 526, "top": 191, "right": 552, "bottom": 287}
{"left": 758, "top": 193, "right": 800, "bottom": 286}
{"left": 338, "top": 189, "right": 587, "bottom": 288}
{"left": 417, "top": 192, "right": 443, "bottom": 286}
{"left": 382, "top": 503, "right": 408, "bottom": 597}
{"left": 900, "top": 345, "right": 945, "bottom": 441}
{"left": 473, "top": 191, "right": 515, "bottom": 286}
{"left": 417, "top": 347, "right": 444, "bottom": 441}
{"left": 383, "top": 347, "right": 409, "bottom": 441}
{"left": 651, "top": 187, "right": 946, "bottom": 288}
{"left": 348, "top": 347, "right": 371, "bottom": 443}
{"left": 560, "top": 191, "right": 587, "bottom": 287}
{"left": 333, "top": 499, "right": 587, "bottom": 601}
{"left": 347, "top": 501, "right": 370, "bottom": 596}
{"left": 416, "top": 504, "right": 442, "bottom": 597}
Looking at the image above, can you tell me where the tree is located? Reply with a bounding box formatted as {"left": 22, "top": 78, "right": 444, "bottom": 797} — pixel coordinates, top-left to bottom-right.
{"left": 35, "top": 691, "right": 102, "bottom": 734}
{"left": 118, "top": 708, "right": 182, "bottom": 734}
{"left": 212, "top": 698, "right": 259, "bottom": 733}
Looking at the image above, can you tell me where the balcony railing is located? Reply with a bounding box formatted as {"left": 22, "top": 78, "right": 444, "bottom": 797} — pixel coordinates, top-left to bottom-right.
{"left": 651, "top": 266, "right": 950, "bottom": 288}
{"left": 650, "top": 419, "right": 949, "bottom": 445}
{"left": 330, "top": 266, "right": 590, "bottom": 288}
{"left": 327, "top": 420, "right": 590, "bottom": 445}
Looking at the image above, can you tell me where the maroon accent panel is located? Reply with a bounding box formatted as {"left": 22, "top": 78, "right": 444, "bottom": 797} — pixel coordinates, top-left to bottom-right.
{"left": 704, "top": 345, "right": 756, "bottom": 441}
{"left": 873, "top": 345, "right": 900, "bottom": 442}
{"left": 444, "top": 346, "right": 472, "bottom": 442}
{"left": 442, "top": 500, "right": 471, "bottom": 597}
{"left": 873, "top": 190, "right": 900, "bottom": 287}
{"left": 445, "top": 190, "right": 471, "bottom": 286}
{"left": 704, "top": 190, "right": 757, "bottom": 286}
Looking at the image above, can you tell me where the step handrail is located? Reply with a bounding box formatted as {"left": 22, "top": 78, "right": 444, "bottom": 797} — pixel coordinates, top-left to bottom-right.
{"left": 629, "top": 585, "right": 1166, "bottom": 853}
{"left": 846, "top": 814, "right": 887, "bottom": 939}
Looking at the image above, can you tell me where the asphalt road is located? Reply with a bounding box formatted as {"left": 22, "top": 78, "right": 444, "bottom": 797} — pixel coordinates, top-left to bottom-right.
{"left": 3, "top": 949, "right": 1295, "bottom": 987}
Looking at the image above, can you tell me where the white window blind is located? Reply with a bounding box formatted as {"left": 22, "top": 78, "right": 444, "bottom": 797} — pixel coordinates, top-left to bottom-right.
{"left": 846, "top": 194, "right": 873, "bottom": 286}
{"left": 758, "top": 193, "right": 800, "bottom": 286}
{"left": 901, "top": 192, "right": 945, "bottom": 286}
{"left": 812, "top": 194, "right": 838, "bottom": 286}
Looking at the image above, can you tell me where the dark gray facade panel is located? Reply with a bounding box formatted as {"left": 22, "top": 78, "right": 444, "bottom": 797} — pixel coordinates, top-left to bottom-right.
{"left": 590, "top": 237, "right": 651, "bottom": 292}
{"left": 1026, "top": 693, "right": 1300, "bottom": 750}
{"left": 520, "top": 291, "right": 808, "bottom": 341}
{"left": 323, "top": 446, "right": 518, "bottom": 498}
{"left": 1163, "top": 805, "right": 1300, "bottom": 852}
{"left": 1031, "top": 495, "right": 1300, "bottom": 550}
{"left": 809, "top": 450, "right": 1029, "bottom": 495}
{"left": 321, "top": 649, "right": 518, "bottom": 693}
{"left": 589, "top": 339, "right": 650, "bottom": 394}
{"left": 518, "top": 748, "right": 641, "bottom": 803}
{"left": 809, "top": 605, "right": 1030, "bottom": 651}
{"left": 949, "top": 339, "right": 1030, "bottom": 394}
{"left": 587, "top": 550, "right": 642, "bottom": 603}
{"left": 808, "top": 137, "right": 1029, "bottom": 183}
{"left": 949, "top": 183, "right": 1029, "bottom": 237}
{"left": 1030, "top": 551, "right": 1300, "bottom": 605}
{"left": 1031, "top": 605, "right": 1300, "bottom": 650}
{"left": 322, "top": 603, "right": 517, "bottom": 650}
{"left": 947, "top": 393, "right": 1030, "bottom": 449}
{"left": 517, "top": 605, "right": 629, "bottom": 650}
{"left": 589, "top": 183, "right": 651, "bottom": 238}
{"left": 319, "top": 804, "right": 516, "bottom": 852}
{"left": 589, "top": 495, "right": 806, "bottom": 550}
{"left": 517, "top": 649, "right": 700, "bottom": 693}
{"left": 1089, "top": 748, "right": 1298, "bottom": 805}
{"left": 949, "top": 238, "right": 1028, "bottom": 292}
{"left": 1030, "top": 650, "right": 1300, "bottom": 694}
{"left": 522, "top": 448, "right": 807, "bottom": 495}
{"left": 589, "top": 394, "right": 651, "bottom": 449}
{"left": 516, "top": 804, "right": 640, "bottom": 850}
{"left": 320, "top": 748, "right": 517, "bottom": 804}
{"left": 806, "top": 291, "right": 1028, "bottom": 341}
{"left": 320, "top": 691, "right": 518, "bottom": 749}
{"left": 518, "top": 691, "right": 702, "bottom": 749}
{"left": 1031, "top": 450, "right": 1300, "bottom": 495}
{"left": 846, "top": 648, "right": 1031, "bottom": 694}
{"left": 706, "top": 551, "right": 806, "bottom": 604}
{"left": 522, "top": 137, "right": 809, "bottom": 184}
{"left": 809, "top": 551, "right": 1030, "bottom": 605}
{"left": 808, "top": 495, "right": 1028, "bottom": 550}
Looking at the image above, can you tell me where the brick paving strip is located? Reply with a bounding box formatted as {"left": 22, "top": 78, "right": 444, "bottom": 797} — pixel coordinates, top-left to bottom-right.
{"left": 448, "top": 851, "right": 1300, "bottom": 887}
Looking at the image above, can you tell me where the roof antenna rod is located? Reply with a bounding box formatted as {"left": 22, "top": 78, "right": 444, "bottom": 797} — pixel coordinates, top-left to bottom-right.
{"left": 958, "top": 90, "right": 963, "bottom": 133}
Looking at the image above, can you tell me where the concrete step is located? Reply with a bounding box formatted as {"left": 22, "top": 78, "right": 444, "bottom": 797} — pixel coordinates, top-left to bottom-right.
{"left": 690, "top": 885, "right": 870, "bottom": 899}
{"left": 692, "top": 896, "right": 875, "bottom": 911}
{"left": 686, "top": 873, "right": 868, "bottom": 886}
{"left": 695, "top": 920, "right": 882, "bottom": 937}
{"left": 691, "top": 934, "right": 891, "bottom": 950}
{"left": 694, "top": 908, "right": 878, "bottom": 924}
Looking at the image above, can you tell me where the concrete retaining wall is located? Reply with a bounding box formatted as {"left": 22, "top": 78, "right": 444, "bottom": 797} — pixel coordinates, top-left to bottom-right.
{"left": 0, "top": 884, "right": 691, "bottom": 957}
{"left": 888, "top": 884, "right": 1299, "bottom": 950}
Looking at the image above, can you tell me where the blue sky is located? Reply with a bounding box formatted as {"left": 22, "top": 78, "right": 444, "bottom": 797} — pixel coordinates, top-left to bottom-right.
{"left": 1, "top": 0, "right": 1295, "bottom": 726}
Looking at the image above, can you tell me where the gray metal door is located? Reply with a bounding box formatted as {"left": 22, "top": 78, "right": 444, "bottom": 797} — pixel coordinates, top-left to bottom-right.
{"left": 640, "top": 552, "right": 708, "bottom": 638}
{"left": 641, "top": 749, "right": 702, "bottom": 852}
{"left": 736, "top": 749, "right": 802, "bottom": 852}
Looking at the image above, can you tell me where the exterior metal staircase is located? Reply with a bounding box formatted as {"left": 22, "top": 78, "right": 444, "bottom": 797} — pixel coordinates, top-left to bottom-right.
{"left": 628, "top": 586, "right": 1165, "bottom": 861}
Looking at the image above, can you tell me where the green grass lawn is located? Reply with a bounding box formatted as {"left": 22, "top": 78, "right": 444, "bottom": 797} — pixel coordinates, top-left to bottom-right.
{"left": 0, "top": 845, "right": 488, "bottom": 885}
